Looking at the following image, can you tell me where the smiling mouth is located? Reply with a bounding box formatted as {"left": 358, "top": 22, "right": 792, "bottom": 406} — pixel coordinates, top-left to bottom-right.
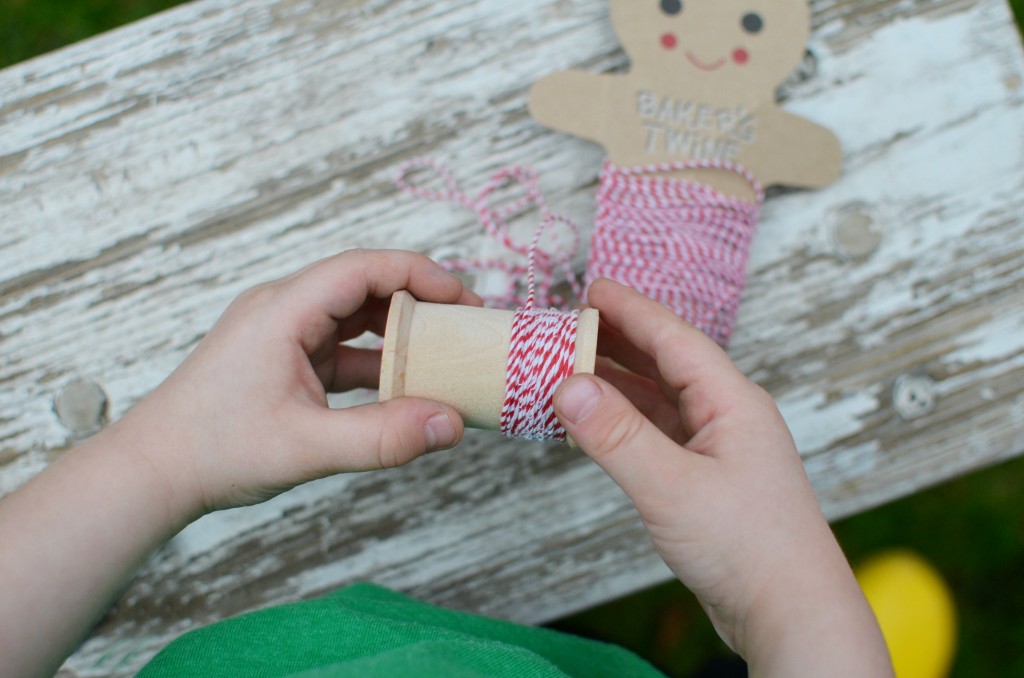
{"left": 685, "top": 51, "right": 726, "bottom": 71}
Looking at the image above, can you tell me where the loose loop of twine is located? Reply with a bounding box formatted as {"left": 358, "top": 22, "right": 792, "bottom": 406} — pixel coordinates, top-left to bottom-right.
{"left": 396, "top": 158, "right": 582, "bottom": 441}
{"left": 395, "top": 157, "right": 583, "bottom": 310}
{"left": 588, "top": 159, "right": 764, "bottom": 347}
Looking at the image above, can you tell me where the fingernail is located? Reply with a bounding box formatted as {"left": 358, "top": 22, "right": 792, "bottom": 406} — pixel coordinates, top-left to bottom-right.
{"left": 429, "top": 266, "right": 459, "bottom": 285}
{"left": 425, "top": 412, "right": 458, "bottom": 450}
{"left": 557, "top": 378, "right": 602, "bottom": 425}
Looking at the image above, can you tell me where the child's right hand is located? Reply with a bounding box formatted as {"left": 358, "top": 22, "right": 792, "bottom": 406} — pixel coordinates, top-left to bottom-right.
{"left": 554, "top": 280, "right": 893, "bottom": 677}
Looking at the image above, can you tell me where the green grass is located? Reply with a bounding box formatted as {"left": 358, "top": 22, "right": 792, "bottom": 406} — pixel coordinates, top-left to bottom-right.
{"left": 3, "top": 2, "right": 1024, "bottom": 677}
{"left": 0, "top": 0, "right": 189, "bottom": 69}
{"left": 1, "top": 0, "right": 1020, "bottom": 69}
{"left": 834, "top": 458, "right": 1024, "bottom": 677}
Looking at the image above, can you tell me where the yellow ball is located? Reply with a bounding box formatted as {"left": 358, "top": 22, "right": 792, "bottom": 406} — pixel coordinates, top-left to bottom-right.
{"left": 855, "top": 550, "right": 957, "bottom": 678}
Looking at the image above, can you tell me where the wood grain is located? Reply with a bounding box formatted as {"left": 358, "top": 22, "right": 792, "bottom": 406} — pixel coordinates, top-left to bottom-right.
{"left": 1, "top": 0, "right": 1022, "bottom": 674}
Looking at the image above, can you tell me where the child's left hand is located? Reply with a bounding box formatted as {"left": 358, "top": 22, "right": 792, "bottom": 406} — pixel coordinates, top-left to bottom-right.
{"left": 120, "top": 249, "right": 477, "bottom": 519}
{"left": 0, "top": 249, "right": 479, "bottom": 678}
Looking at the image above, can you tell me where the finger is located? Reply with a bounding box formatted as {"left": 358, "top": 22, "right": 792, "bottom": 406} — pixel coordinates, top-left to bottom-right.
{"left": 588, "top": 279, "right": 738, "bottom": 387}
{"left": 554, "top": 374, "right": 706, "bottom": 502}
{"left": 455, "top": 286, "right": 485, "bottom": 308}
{"left": 587, "top": 279, "right": 753, "bottom": 429}
{"left": 304, "top": 302, "right": 386, "bottom": 368}
{"left": 317, "top": 346, "right": 381, "bottom": 393}
{"left": 335, "top": 298, "right": 391, "bottom": 343}
{"left": 279, "top": 251, "right": 468, "bottom": 353}
{"left": 299, "top": 398, "right": 463, "bottom": 472}
{"left": 595, "top": 359, "right": 687, "bottom": 442}
{"left": 292, "top": 249, "right": 468, "bottom": 318}
{"left": 333, "top": 285, "right": 482, "bottom": 344}
{"left": 330, "top": 277, "right": 483, "bottom": 349}
{"left": 598, "top": 318, "right": 657, "bottom": 379}
{"left": 597, "top": 319, "right": 676, "bottom": 400}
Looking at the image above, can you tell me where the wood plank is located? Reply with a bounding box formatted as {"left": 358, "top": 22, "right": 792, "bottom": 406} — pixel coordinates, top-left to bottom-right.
{"left": 0, "top": 0, "right": 1021, "bottom": 674}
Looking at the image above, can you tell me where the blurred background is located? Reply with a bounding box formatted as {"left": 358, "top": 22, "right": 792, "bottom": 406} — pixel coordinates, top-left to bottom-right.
{"left": 2, "top": 1, "right": 1023, "bottom": 676}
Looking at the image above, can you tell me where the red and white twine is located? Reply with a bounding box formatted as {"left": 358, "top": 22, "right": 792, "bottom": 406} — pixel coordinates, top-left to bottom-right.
{"left": 395, "top": 157, "right": 764, "bottom": 439}
{"left": 588, "top": 160, "right": 764, "bottom": 347}
{"left": 396, "top": 158, "right": 582, "bottom": 441}
{"left": 500, "top": 306, "right": 579, "bottom": 441}
{"left": 396, "top": 157, "right": 582, "bottom": 310}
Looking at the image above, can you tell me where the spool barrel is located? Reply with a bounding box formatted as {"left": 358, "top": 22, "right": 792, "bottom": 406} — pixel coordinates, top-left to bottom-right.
{"left": 379, "top": 290, "right": 599, "bottom": 431}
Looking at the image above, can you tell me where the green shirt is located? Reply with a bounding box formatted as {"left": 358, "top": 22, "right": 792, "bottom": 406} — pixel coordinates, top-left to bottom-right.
{"left": 139, "top": 583, "right": 664, "bottom": 677}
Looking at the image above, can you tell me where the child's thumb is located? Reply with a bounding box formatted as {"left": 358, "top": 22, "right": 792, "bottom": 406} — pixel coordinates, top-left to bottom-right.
{"left": 310, "top": 398, "right": 463, "bottom": 471}
{"left": 554, "top": 375, "right": 691, "bottom": 501}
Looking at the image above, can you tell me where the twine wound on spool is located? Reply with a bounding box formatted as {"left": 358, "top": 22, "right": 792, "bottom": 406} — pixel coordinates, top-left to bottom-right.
{"left": 382, "top": 159, "right": 595, "bottom": 442}
{"left": 588, "top": 160, "right": 765, "bottom": 347}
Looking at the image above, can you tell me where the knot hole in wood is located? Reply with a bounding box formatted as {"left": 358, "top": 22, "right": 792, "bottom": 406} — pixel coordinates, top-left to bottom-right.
{"left": 893, "top": 374, "right": 938, "bottom": 420}
{"left": 830, "top": 201, "right": 883, "bottom": 261}
{"left": 54, "top": 379, "right": 109, "bottom": 437}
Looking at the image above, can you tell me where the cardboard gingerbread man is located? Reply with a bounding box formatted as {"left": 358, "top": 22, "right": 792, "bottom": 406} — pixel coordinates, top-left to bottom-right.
{"left": 529, "top": 0, "right": 842, "bottom": 345}
{"left": 529, "top": 0, "right": 841, "bottom": 200}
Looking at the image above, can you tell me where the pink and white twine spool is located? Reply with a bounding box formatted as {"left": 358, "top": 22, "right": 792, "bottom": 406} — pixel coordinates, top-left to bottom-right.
{"left": 588, "top": 160, "right": 764, "bottom": 347}
{"left": 395, "top": 157, "right": 763, "bottom": 440}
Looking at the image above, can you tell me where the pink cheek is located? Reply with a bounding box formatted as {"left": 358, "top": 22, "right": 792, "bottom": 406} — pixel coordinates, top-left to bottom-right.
{"left": 732, "top": 48, "right": 749, "bottom": 65}
{"left": 661, "top": 33, "right": 677, "bottom": 50}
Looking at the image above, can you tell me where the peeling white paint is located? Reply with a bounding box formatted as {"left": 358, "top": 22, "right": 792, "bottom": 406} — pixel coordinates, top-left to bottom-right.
{"left": 944, "top": 310, "right": 1024, "bottom": 365}
{"left": 777, "top": 387, "right": 881, "bottom": 455}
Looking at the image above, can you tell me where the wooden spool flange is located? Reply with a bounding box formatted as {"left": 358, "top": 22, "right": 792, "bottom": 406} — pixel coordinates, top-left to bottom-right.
{"left": 379, "top": 291, "right": 600, "bottom": 431}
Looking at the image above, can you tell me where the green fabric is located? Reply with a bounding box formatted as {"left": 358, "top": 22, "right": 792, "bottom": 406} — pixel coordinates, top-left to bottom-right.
{"left": 138, "top": 583, "right": 664, "bottom": 678}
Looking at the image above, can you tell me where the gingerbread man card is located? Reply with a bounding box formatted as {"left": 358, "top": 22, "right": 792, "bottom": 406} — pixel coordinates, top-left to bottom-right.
{"left": 529, "top": 0, "right": 842, "bottom": 200}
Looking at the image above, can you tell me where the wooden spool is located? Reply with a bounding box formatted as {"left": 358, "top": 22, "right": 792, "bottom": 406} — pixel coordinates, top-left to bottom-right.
{"left": 379, "top": 291, "right": 600, "bottom": 432}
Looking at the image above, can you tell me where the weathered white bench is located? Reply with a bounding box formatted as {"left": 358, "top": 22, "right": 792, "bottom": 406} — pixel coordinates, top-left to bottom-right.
{"left": 1, "top": 0, "right": 1022, "bottom": 675}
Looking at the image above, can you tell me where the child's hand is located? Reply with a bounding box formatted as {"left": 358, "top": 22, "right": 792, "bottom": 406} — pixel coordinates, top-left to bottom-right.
{"left": 0, "top": 250, "right": 481, "bottom": 677}
{"left": 554, "top": 280, "right": 892, "bottom": 676}
{"left": 121, "top": 249, "right": 476, "bottom": 519}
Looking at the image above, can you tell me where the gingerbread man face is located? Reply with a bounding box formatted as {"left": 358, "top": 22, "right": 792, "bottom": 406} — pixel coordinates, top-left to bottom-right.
{"left": 609, "top": 0, "right": 810, "bottom": 97}
{"left": 530, "top": 0, "right": 840, "bottom": 195}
